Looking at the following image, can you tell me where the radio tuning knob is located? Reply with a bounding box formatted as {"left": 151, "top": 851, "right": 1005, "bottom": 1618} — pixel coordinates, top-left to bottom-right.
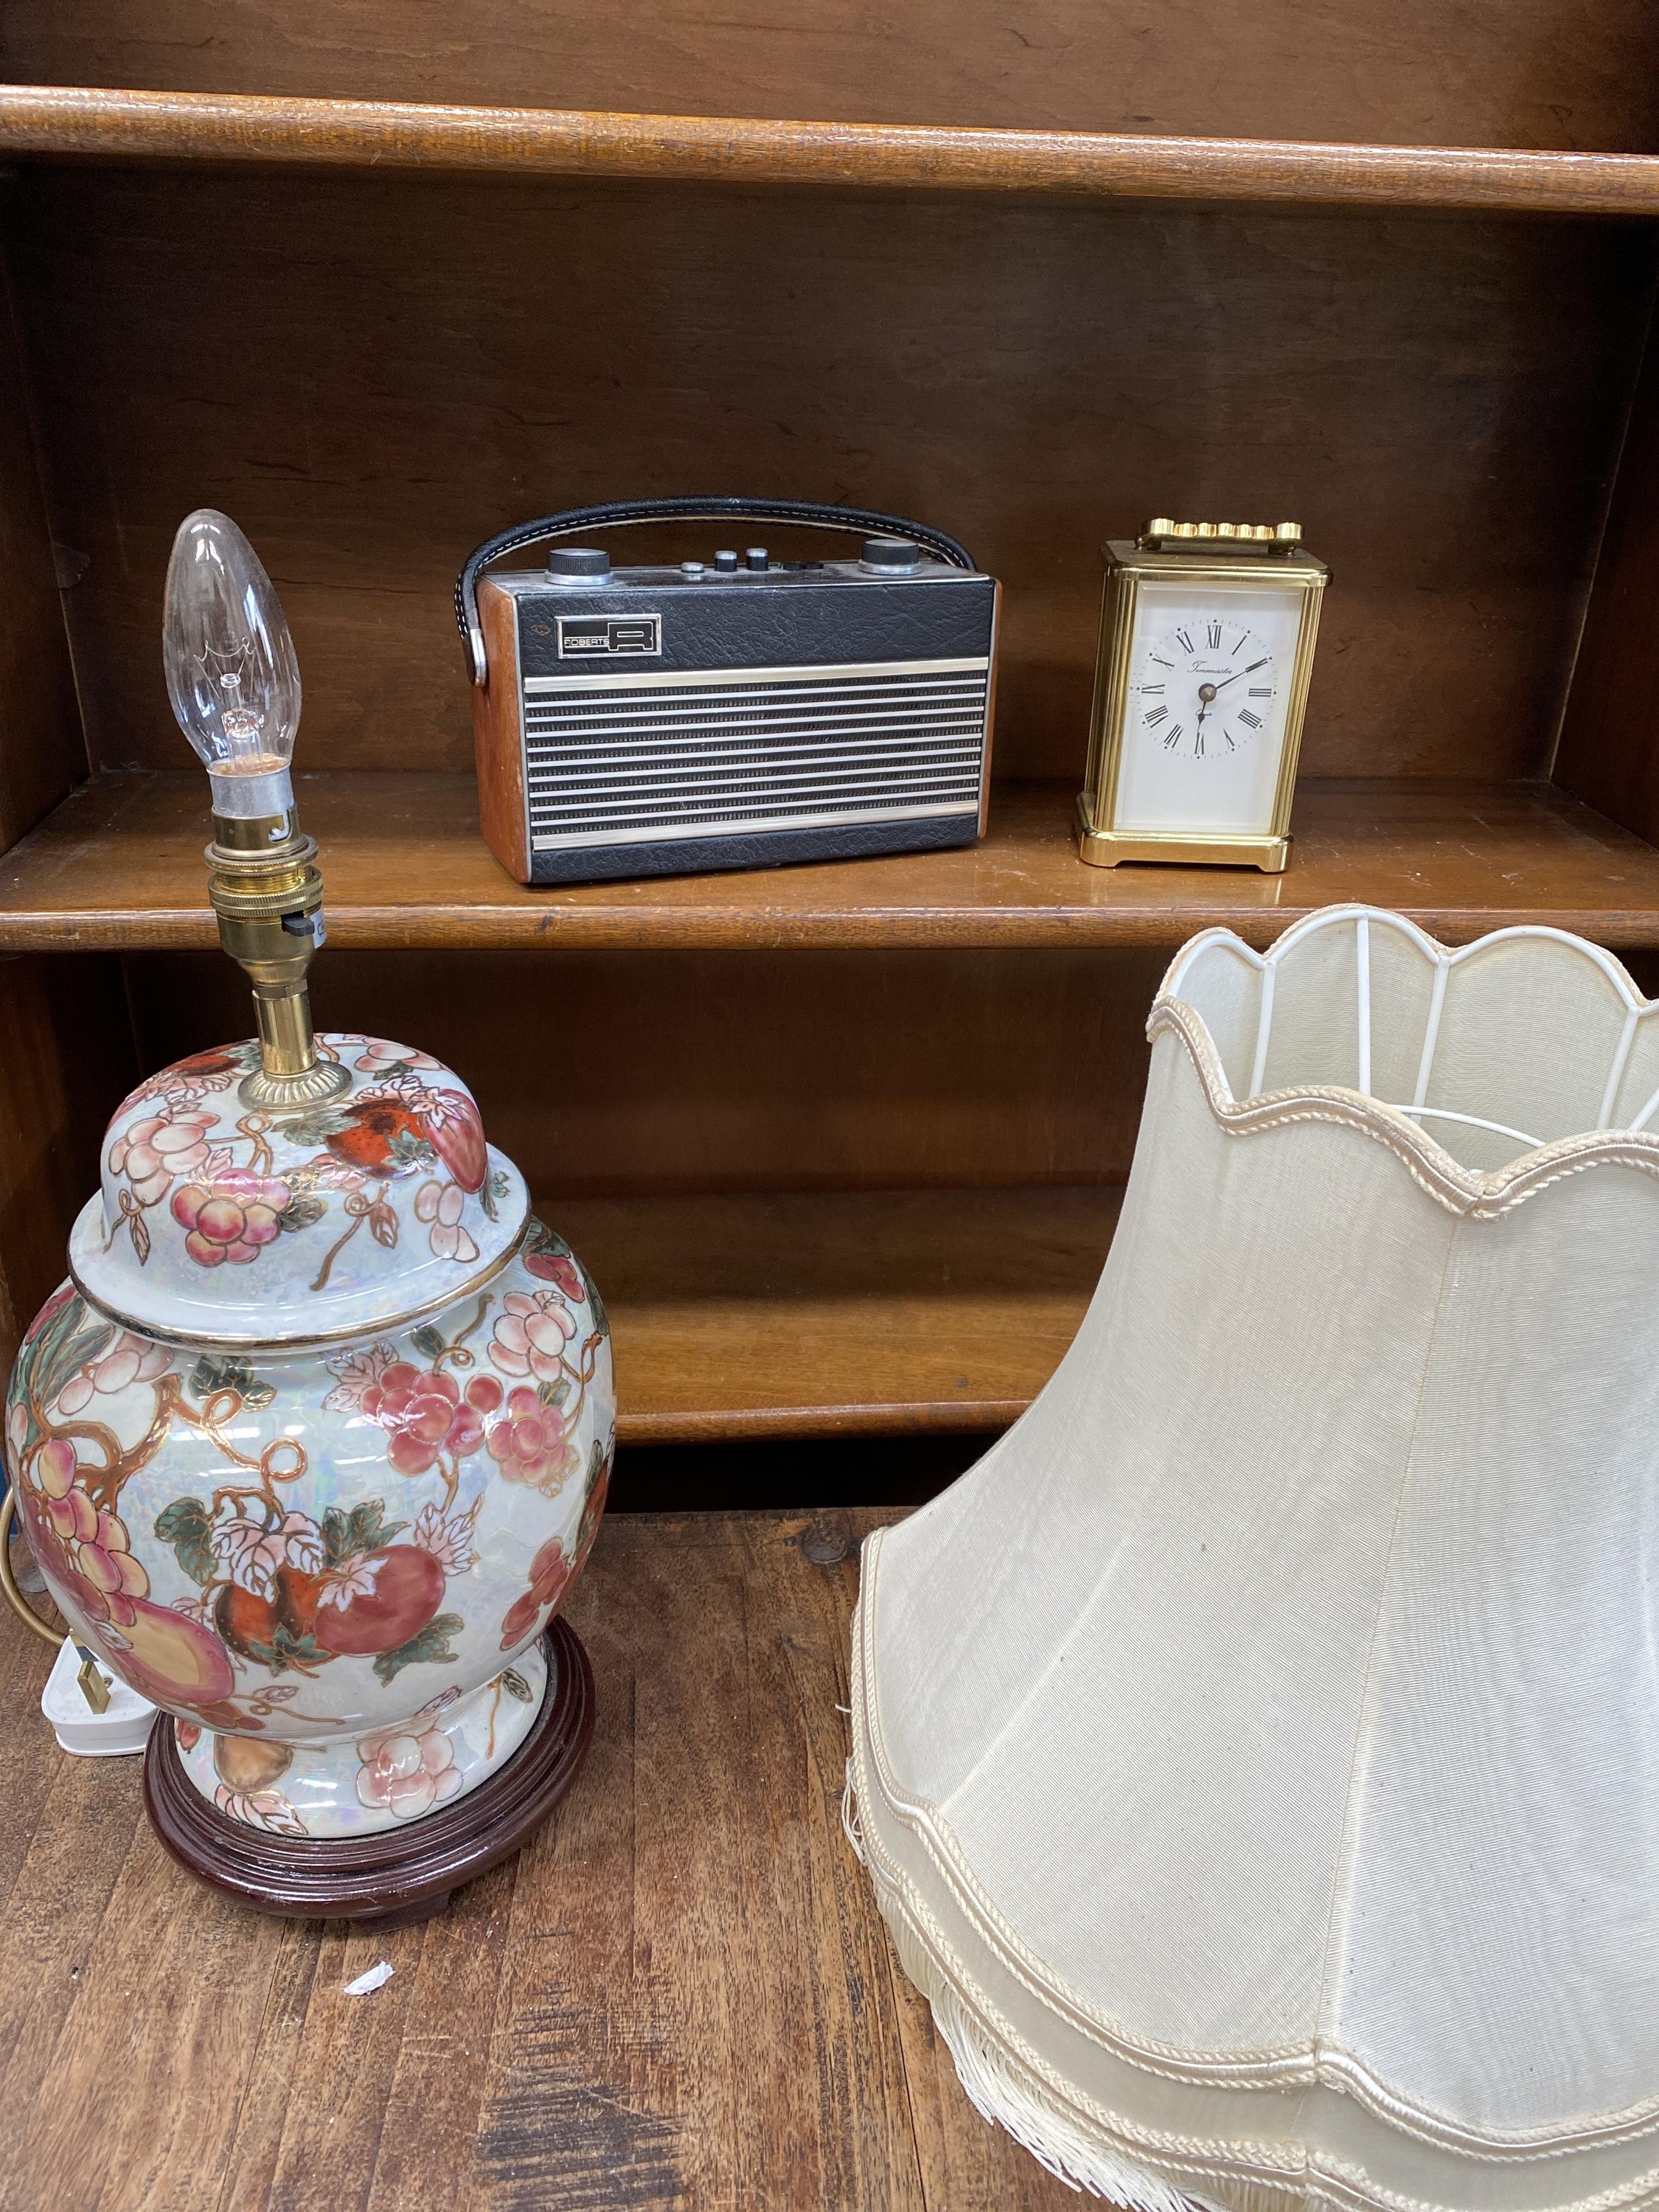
{"left": 745, "top": 547, "right": 770, "bottom": 571}
{"left": 548, "top": 547, "right": 611, "bottom": 578}
{"left": 861, "top": 537, "right": 922, "bottom": 570}
{"left": 714, "top": 549, "right": 740, "bottom": 572}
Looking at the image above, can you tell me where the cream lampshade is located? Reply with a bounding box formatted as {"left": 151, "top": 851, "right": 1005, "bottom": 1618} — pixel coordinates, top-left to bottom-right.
{"left": 849, "top": 905, "right": 1659, "bottom": 2212}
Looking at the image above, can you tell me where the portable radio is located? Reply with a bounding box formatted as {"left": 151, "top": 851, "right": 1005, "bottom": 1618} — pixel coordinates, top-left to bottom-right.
{"left": 458, "top": 497, "right": 999, "bottom": 885}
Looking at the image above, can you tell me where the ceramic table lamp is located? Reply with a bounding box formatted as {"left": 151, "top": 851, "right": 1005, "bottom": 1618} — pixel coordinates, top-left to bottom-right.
{"left": 849, "top": 905, "right": 1659, "bottom": 2212}
{"left": 2, "top": 512, "right": 614, "bottom": 1925}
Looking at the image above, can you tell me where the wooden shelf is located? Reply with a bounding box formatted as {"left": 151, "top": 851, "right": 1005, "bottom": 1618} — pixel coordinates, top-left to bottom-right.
{"left": 9, "top": 771, "right": 1659, "bottom": 953}
{"left": 1, "top": 86, "right": 1658, "bottom": 214}
{"left": 555, "top": 1186, "right": 1120, "bottom": 1444}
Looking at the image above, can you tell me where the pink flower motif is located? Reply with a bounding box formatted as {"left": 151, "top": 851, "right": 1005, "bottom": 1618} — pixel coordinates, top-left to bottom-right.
{"left": 355, "top": 1717, "right": 464, "bottom": 1819}
{"left": 53, "top": 1330, "right": 172, "bottom": 1415}
{"left": 352, "top": 1039, "right": 442, "bottom": 1076}
{"left": 321, "top": 1341, "right": 398, "bottom": 1414}
{"left": 211, "top": 1507, "right": 324, "bottom": 1598}
{"left": 414, "top": 1180, "right": 479, "bottom": 1264}
{"left": 487, "top": 1290, "right": 575, "bottom": 1384}
{"left": 108, "top": 1107, "right": 218, "bottom": 1208}
{"left": 486, "top": 1385, "right": 576, "bottom": 1495}
{"left": 172, "top": 1169, "right": 293, "bottom": 1267}
{"left": 317, "top": 1551, "right": 383, "bottom": 1611}
{"left": 412, "top": 1495, "right": 482, "bottom": 1574}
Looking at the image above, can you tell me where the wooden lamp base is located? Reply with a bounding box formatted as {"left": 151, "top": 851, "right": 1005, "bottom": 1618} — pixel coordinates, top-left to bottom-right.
{"left": 143, "top": 1620, "right": 595, "bottom": 1930}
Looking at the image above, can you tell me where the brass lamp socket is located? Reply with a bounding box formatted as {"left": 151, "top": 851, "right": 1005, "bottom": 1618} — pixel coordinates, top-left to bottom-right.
{"left": 206, "top": 810, "right": 350, "bottom": 1110}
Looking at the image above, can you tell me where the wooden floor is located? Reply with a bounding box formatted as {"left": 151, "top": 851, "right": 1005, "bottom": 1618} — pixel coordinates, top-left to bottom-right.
{"left": 0, "top": 1508, "right": 1078, "bottom": 2212}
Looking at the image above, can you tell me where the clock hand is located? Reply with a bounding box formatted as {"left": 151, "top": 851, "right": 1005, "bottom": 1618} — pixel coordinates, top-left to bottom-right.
{"left": 1208, "top": 656, "right": 1270, "bottom": 698}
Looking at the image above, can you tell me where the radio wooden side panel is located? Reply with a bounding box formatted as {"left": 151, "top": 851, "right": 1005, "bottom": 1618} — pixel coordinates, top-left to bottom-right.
{"left": 472, "top": 578, "right": 530, "bottom": 880}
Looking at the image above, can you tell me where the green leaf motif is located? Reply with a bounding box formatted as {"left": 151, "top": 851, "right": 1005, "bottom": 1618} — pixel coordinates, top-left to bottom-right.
{"left": 31, "top": 1309, "right": 116, "bottom": 1410}
{"left": 189, "top": 1353, "right": 276, "bottom": 1411}
{"left": 373, "top": 1613, "right": 465, "bottom": 1686}
{"left": 154, "top": 1495, "right": 215, "bottom": 1585}
{"left": 538, "top": 1377, "right": 571, "bottom": 1411}
{"left": 480, "top": 1169, "right": 509, "bottom": 1224}
{"left": 243, "top": 1625, "right": 327, "bottom": 1676}
{"left": 388, "top": 1128, "right": 437, "bottom": 1168}
{"left": 408, "top": 1324, "right": 445, "bottom": 1363}
{"left": 321, "top": 1499, "right": 406, "bottom": 1567}
{"left": 501, "top": 1667, "right": 533, "bottom": 1703}
{"left": 272, "top": 1105, "right": 358, "bottom": 1145}
{"left": 276, "top": 1195, "right": 327, "bottom": 1234}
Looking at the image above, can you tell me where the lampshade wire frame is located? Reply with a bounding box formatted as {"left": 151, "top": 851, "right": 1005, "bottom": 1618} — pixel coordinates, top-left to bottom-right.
{"left": 1217, "top": 907, "right": 1655, "bottom": 1151}
{"left": 1599, "top": 1006, "right": 1640, "bottom": 1130}
{"left": 1356, "top": 914, "right": 1372, "bottom": 1099}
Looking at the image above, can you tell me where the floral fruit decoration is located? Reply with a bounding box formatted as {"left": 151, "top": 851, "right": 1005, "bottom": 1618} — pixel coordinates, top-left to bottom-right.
{"left": 99, "top": 1036, "right": 499, "bottom": 1288}
{"left": 14, "top": 1026, "right": 616, "bottom": 1842}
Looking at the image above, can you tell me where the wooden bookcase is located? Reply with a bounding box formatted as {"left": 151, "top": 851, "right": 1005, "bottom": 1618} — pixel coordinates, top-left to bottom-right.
{"left": 1, "top": 4, "right": 1657, "bottom": 1449}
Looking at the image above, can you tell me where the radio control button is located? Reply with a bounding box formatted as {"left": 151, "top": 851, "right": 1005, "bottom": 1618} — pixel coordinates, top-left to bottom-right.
{"left": 714, "top": 549, "right": 740, "bottom": 572}
{"left": 681, "top": 561, "right": 706, "bottom": 577}
{"left": 745, "top": 546, "right": 770, "bottom": 571}
{"left": 862, "top": 537, "right": 922, "bottom": 569}
{"left": 548, "top": 547, "right": 611, "bottom": 578}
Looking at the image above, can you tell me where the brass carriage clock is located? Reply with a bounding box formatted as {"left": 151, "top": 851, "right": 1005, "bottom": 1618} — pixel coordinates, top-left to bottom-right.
{"left": 1077, "top": 520, "right": 1329, "bottom": 872}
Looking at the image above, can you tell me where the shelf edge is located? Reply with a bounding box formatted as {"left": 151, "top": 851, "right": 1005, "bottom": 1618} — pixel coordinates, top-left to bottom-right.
{"left": 616, "top": 1399, "right": 1023, "bottom": 1444}
{"left": 1, "top": 86, "right": 1658, "bottom": 213}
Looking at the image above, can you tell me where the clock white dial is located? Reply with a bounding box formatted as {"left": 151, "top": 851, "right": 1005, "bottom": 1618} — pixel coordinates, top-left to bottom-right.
{"left": 1135, "top": 618, "right": 1277, "bottom": 762}
{"left": 1111, "top": 581, "right": 1307, "bottom": 838}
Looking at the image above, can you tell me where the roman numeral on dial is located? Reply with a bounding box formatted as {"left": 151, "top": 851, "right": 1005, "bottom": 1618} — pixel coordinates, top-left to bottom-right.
{"left": 1174, "top": 628, "right": 1194, "bottom": 653}
{"left": 1144, "top": 705, "right": 1169, "bottom": 726}
{"left": 1162, "top": 724, "right": 1184, "bottom": 748}
{"left": 1206, "top": 621, "right": 1222, "bottom": 648}
{"left": 1248, "top": 686, "right": 1273, "bottom": 698}
{"left": 1238, "top": 709, "right": 1262, "bottom": 730}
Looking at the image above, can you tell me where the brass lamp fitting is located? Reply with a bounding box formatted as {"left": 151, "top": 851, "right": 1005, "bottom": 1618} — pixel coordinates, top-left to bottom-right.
{"left": 206, "top": 807, "right": 350, "bottom": 1110}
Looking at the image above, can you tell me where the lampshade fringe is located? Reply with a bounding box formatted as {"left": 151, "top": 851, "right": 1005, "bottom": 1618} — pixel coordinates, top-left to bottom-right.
{"left": 846, "top": 1762, "right": 1234, "bottom": 2212}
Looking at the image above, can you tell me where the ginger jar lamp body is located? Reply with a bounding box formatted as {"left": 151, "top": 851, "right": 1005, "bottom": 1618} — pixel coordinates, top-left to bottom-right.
{"left": 850, "top": 904, "right": 1659, "bottom": 2212}
{"left": 4, "top": 512, "right": 613, "bottom": 1921}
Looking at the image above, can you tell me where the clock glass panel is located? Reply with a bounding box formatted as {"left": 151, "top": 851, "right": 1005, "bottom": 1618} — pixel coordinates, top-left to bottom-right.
{"left": 1112, "top": 580, "right": 1307, "bottom": 837}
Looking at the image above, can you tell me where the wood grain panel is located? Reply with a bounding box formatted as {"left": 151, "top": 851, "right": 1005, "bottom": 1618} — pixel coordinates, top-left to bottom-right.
{"left": 12, "top": 773, "right": 1659, "bottom": 953}
{"left": 6, "top": 90, "right": 1659, "bottom": 210}
{"left": 471, "top": 580, "right": 527, "bottom": 880}
{"left": 1552, "top": 308, "right": 1659, "bottom": 843}
{"left": 0, "top": 209, "right": 83, "bottom": 852}
{"left": 0, "top": 1508, "right": 1081, "bottom": 2211}
{"left": 7, "top": 166, "right": 1647, "bottom": 787}
{"left": 554, "top": 1186, "right": 1119, "bottom": 1439}
{"left": 1, "top": 4, "right": 1657, "bottom": 151}
{"left": 0, "top": 953, "right": 136, "bottom": 1376}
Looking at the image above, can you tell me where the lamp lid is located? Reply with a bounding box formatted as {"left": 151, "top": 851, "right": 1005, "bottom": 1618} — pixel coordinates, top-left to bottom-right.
{"left": 69, "top": 1034, "right": 529, "bottom": 1348}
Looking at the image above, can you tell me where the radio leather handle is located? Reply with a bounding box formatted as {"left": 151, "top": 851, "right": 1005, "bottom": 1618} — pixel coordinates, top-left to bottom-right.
{"left": 455, "top": 496, "right": 977, "bottom": 684}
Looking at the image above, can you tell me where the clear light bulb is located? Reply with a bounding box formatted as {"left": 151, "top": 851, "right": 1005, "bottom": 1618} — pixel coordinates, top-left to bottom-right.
{"left": 163, "top": 509, "right": 302, "bottom": 824}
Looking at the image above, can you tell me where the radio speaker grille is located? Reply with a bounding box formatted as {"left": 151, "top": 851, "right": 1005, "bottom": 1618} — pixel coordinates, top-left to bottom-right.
{"left": 523, "top": 660, "right": 989, "bottom": 849}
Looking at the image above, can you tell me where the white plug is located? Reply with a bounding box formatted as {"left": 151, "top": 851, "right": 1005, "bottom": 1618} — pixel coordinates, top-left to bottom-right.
{"left": 41, "top": 1638, "right": 157, "bottom": 1756}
